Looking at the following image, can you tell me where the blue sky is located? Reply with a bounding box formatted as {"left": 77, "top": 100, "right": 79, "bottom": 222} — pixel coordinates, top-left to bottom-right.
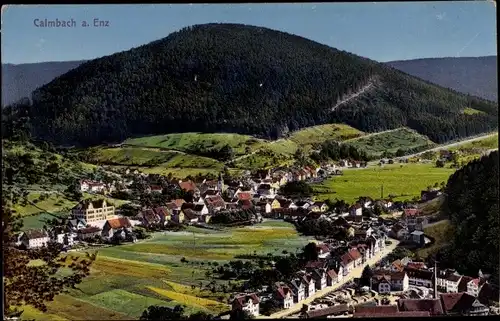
{"left": 1, "top": 2, "right": 497, "bottom": 64}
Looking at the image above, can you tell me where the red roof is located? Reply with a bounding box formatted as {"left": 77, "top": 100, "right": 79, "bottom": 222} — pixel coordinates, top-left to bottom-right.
{"left": 233, "top": 293, "right": 260, "bottom": 307}
{"left": 276, "top": 285, "right": 292, "bottom": 299}
{"left": 106, "top": 217, "right": 132, "bottom": 229}
{"left": 327, "top": 269, "right": 338, "bottom": 279}
{"left": 305, "top": 260, "right": 325, "bottom": 269}
{"left": 317, "top": 243, "right": 330, "bottom": 253}
{"left": 404, "top": 208, "right": 421, "bottom": 217}
{"left": 150, "top": 185, "right": 162, "bottom": 191}
{"left": 179, "top": 180, "right": 197, "bottom": 192}
{"left": 236, "top": 192, "right": 252, "bottom": 201}
{"left": 354, "top": 305, "right": 399, "bottom": 315}
{"left": 348, "top": 248, "right": 362, "bottom": 261}
{"left": 205, "top": 195, "right": 226, "bottom": 208}
{"left": 440, "top": 292, "right": 476, "bottom": 312}
{"left": 398, "top": 299, "right": 444, "bottom": 315}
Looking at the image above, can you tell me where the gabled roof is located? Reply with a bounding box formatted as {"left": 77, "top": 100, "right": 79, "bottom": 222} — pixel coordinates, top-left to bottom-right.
{"left": 183, "top": 209, "right": 199, "bottom": 220}
{"left": 140, "top": 209, "right": 160, "bottom": 223}
{"left": 277, "top": 199, "right": 292, "bottom": 208}
{"left": 404, "top": 208, "right": 421, "bottom": 217}
{"left": 205, "top": 195, "right": 226, "bottom": 208}
{"left": 440, "top": 292, "right": 477, "bottom": 313}
{"left": 78, "top": 226, "right": 102, "bottom": 234}
{"left": 391, "top": 260, "right": 405, "bottom": 272}
{"left": 236, "top": 192, "right": 252, "bottom": 201}
{"left": 348, "top": 248, "right": 362, "bottom": 261}
{"left": 354, "top": 305, "right": 398, "bottom": 315}
{"left": 458, "top": 276, "right": 474, "bottom": 292}
{"left": 74, "top": 199, "right": 112, "bottom": 210}
{"left": 23, "top": 229, "right": 49, "bottom": 239}
{"left": 275, "top": 285, "right": 293, "bottom": 299}
{"left": 398, "top": 299, "right": 444, "bottom": 315}
{"left": 233, "top": 293, "right": 260, "bottom": 307}
{"left": 327, "top": 269, "right": 338, "bottom": 280}
{"left": 106, "top": 217, "right": 132, "bottom": 229}
{"left": 404, "top": 267, "right": 433, "bottom": 281}
{"left": 446, "top": 274, "right": 462, "bottom": 283}
{"left": 239, "top": 199, "right": 254, "bottom": 209}
{"left": 178, "top": 180, "right": 197, "bottom": 192}
{"left": 153, "top": 206, "right": 171, "bottom": 218}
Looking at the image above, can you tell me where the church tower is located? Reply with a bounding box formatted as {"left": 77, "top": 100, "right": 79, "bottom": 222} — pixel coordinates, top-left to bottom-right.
{"left": 217, "top": 172, "right": 224, "bottom": 192}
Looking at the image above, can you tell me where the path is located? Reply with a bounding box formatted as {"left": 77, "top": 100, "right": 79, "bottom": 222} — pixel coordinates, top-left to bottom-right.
{"left": 344, "top": 128, "right": 402, "bottom": 142}
{"left": 258, "top": 239, "right": 400, "bottom": 319}
{"left": 330, "top": 82, "right": 375, "bottom": 112}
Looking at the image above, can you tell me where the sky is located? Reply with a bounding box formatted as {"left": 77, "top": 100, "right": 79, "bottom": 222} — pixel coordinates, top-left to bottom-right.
{"left": 1, "top": 2, "right": 497, "bottom": 64}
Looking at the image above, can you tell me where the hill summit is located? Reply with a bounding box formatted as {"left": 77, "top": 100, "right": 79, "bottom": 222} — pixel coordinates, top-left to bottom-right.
{"left": 8, "top": 23, "right": 498, "bottom": 146}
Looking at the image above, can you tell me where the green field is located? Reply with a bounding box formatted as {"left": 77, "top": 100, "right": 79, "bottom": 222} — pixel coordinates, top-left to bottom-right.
{"left": 345, "top": 128, "right": 435, "bottom": 158}
{"left": 288, "top": 123, "right": 365, "bottom": 147}
{"left": 312, "top": 163, "right": 456, "bottom": 203}
{"left": 21, "top": 222, "right": 311, "bottom": 320}
{"left": 462, "top": 107, "right": 485, "bottom": 115}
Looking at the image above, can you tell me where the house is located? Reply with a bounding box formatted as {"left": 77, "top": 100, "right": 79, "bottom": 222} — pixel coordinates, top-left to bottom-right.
{"left": 165, "top": 199, "right": 185, "bottom": 214}
{"left": 178, "top": 180, "right": 200, "bottom": 197}
{"left": 172, "top": 210, "right": 185, "bottom": 224}
{"left": 256, "top": 201, "right": 272, "bottom": 214}
{"left": 347, "top": 248, "right": 363, "bottom": 267}
{"left": 440, "top": 292, "right": 489, "bottom": 316}
{"left": 257, "top": 184, "right": 275, "bottom": 196}
{"left": 349, "top": 204, "right": 362, "bottom": 216}
{"left": 202, "top": 189, "right": 220, "bottom": 198}
{"left": 305, "top": 304, "right": 349, "bottom": 319}
{"left": 101, "top": 217, "right": 132, "bottom": 239}
{"left": 437, "top": 269, "right": 456, "bottom": 290}
{"left": 67, "top": 218, "right": 87, "bottom": 231}
{"left": 231, "top": 293, "right": 260, "bottom": 317}
{"left": 19, "top": 229, "right": 50, "bottom": 249}
{"left": 80, "top": 179, "right": 106, "bottom": 193}
{"left": 270, "top": 199, "right": 281, "bottom": 210}
{"left": 182, "top": 203, "right": 209, "bottom": 215}
{"left": 466, "top": 278, "right": 486, "bottom": 297}
{"left": 316, "top": 243, "right": 331, "bottom": 259}
{"left": 326, "top": 269, "right": 338, "bottom": 286}
{"left": 410, "top": 230, "right": 425, "bottom": 247}
{"left": 391, "top": 260, "right": 405, "bottom": 272}
{"left": 340, "top": 253, "right": 355, "bottom": 275}
{"left": 289, "top": 279, "right": 306, "bottom": 303}
{"left": 76, "top": 226, "right": 102, "bottom": 241}
{"left": 183, "top": 209, "right": 201, "bottom": 223}
{"left": 389, "top": 223, "right": 408, "bottom": 240}
{"left": 153, "top": 206, "right": 172, "bottom": 225}
{"left": 446, "top": 274, "right": 462, "bottom": 293}
{"left": 404, "top": 267, "right": 434, "bottom": 288}
{"left": 294, "top": 200, "right": 310, "bottom": 210}
{"left": 138, "top": 209, "right": 161, "bottom": 227}
{"left": 397, "top": 299, "right": 444, "bottom": 316}
{"left": 300, "top": 274, "right": 316, "bottom": 298}
{"left": 71, "top": 199, "right": 116, "bottom": 224}
{"left": 205, "top": 195, "right": 226, "bottom": 213}
{"left": 238, "top": 199, "right": 254, "bottom": 210}
{"left": 371, "top": 271, "right": 408, "bottom": 293}
{"left": 309, "top": 202, "right": 329, "bottom": 213}
{"left": 275, "top": 284, "right": 294, "bottom": 309}
{"left": 312, "top": 269, "right": 328, "bottom": 290}
{"left": 56, "top": 232, "right": 76, "bottom": 247}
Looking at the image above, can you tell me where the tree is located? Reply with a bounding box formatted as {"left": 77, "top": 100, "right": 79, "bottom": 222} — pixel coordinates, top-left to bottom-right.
{"left": 140, "top": 305, "right": 186, "bottom": 320}
{"left": 435, "top": 159, "right": 445, "bottom": 168}
{"left": 359, "top": 265, "right": 374, "bottom": 287}
{"left": 187, "top": 311, "right": 213, "bottom": 320}
{"left": 302, "top": 242, "right": 319, "bottom": 262}
{"left": 279, "top": 181, "right": 312, "bottom": 198}
{"left": 230, "top": 309, "right": 254, "bottom": 320}
{"left": 2, "top": 187, "right": 95, "bottom": 317}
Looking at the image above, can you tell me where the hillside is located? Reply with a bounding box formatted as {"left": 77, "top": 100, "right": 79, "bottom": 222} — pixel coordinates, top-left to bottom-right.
{"left": 438, "top": 151, "right": 499, "bottom": 283}
{"left": 8, "top": 23, "right": 498, "bottom": 146}
{"left": 1, "top": 60, "right": 86, "bottom": 107}
{"left": 386, "top": 56, "right": 498, "bottom": 101}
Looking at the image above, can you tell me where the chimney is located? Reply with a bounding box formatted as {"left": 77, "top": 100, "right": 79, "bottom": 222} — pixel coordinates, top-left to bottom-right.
{"left": 433, "top": 260, "right": 438, "bottom": 299}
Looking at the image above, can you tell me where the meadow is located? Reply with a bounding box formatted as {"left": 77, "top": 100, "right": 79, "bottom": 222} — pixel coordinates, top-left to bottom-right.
{"left": 416, "top": 220, "right": 454, "bottom": 259}
{"left": 345, "top": 127, "right": 435, "bottom": 158}
{"left": 20, "top": 221, "right": 312, "bottom": 320}
{"left": 312, "top": 163, "right": 456, "bottom": 203}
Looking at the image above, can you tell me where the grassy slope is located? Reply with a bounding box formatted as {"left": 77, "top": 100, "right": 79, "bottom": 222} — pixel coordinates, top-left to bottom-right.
{"left": 417, "top": 220, "right": 454, "bottom": 259}
{"left": 288, "top": 124, "right": 364, "bottom": 148}
{"left": 345, "top": 128, "right": 435, "bottom": 158}
{"left": 312, "top": 163, "right": 455, "bottom": 203}
{"left": 28, "top": 222, "right": 310, "bottom": 320}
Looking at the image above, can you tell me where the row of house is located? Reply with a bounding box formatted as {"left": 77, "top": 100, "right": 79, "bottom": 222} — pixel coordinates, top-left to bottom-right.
{"left": 231, "top": 233, "right": 388, "bottom": 317}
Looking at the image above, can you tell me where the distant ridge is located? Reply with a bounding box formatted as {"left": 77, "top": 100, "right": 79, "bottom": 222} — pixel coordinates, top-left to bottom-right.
{"left": 386, "top": 56, "right": 497, "bottom": 101}
{"left": 2, "top": 60, "right": 86, "bottom": 106}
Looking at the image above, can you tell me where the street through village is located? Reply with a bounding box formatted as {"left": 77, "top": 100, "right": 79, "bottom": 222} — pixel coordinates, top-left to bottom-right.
{"left": 258, "top": 239, "right": 401, "bottom": 319}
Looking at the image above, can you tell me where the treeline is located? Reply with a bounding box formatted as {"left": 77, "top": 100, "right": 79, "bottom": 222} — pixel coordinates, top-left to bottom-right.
{"left": 436, "top": 151, "right": 499, "bottom": 284}
{"left": 311, "top": 140, "right": 370, "bottom": 162}
{"left": 3, "top": 23, "right": 497, "bottom": 147}
{"left": 210, "top": 208, "right": 256, "bottom": 225}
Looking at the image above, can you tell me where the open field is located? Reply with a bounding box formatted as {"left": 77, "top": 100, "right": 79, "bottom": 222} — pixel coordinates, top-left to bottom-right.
{"left": 462, "top": 107, "right": 486, "bottom": 115}
{"left": 345, "top": 128, "right": 435, "bottom": 158}
{"left": 450, "top": 133, "right": 498, "bottom": 153}
{"left": 312, "top": 163, "right": 455, "bottom": 203}
{"left": 20, "top": 222, "right": 310, "bottom": 320}
{"left": 417, "top": 220, "right": 454, "bottom": 259}
{"left": 288, "top": 124, "right": 364, "bottom": 147}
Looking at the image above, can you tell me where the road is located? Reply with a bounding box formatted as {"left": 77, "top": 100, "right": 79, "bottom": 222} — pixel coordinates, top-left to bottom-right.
{"left": 331, "top": 82, "right": 375, "bottom": 112}
{"left": 258, "top": 239, "right": 400, "bottom": 319}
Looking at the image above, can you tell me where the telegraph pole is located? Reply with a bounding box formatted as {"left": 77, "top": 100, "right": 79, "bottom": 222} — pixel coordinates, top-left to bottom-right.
{"left": 380, "top": 185, "right": 384, "bottom": 199}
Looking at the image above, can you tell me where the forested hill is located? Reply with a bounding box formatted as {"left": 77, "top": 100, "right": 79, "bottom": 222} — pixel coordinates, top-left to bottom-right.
{"left": 6, "top": 23, "right": 498, "bottom": 146}
{"left": 386, "top": 56, "right": 498, "bottom": 101}
{"left": 2, "top": 60, "right": 86, "bottom": 107}
{"left": 439, "top": 150, "right": 499, "bottom": 283}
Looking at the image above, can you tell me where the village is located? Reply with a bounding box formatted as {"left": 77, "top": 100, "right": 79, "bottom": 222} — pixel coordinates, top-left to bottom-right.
{"left": 14, "top": 157, "right": 499, "bottom": 319}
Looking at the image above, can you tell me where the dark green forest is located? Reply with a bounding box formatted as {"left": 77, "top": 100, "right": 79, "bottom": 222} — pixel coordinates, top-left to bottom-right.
{"left": 3, "top": 23, "right": 497, "bottom": 146}
{"left": 438, "top": 151, "right": 499, "bottom": 283}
